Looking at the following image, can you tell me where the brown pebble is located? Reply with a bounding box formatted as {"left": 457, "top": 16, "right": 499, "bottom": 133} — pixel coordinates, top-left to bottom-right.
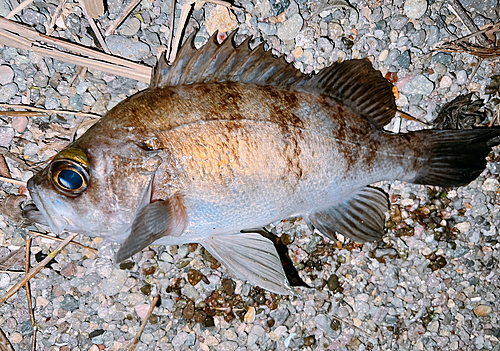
{"left": 60, "top": 262, "right": 77, "bottom": 277}
{"left": 188, "top": 269, "right": 203, "bottom": 286}
{"left": 473, "top": 305, "right": 492, "bottom": 317}
{"left": 141, "top": 262, "right": 156, "bottom": 275}
{"left": 221, "top": 278, "right": 235, "bottom": 296}
{"left": 188, "top": 243, "right": 198, "bottom": 252}
{"left": 140, "top": 284, "right": 152, "bottom": 296}
{"left": 304, "top": 336, "right": 316, "bottom": 346}
{"left": 194, "top": 310, "right": 207, "bottom": 323}
{"left": 267, "top": 318, "right": 275, "bottom": 328}
{"left": 203, "top": 315, "right": 215, "bottom": 327}
{"left": 119, "top": 261, "right": 134, "bottom": 270}
{"left": 205, "top": 306, "right": 216, "bottom": 316}
{"left": 281, "top": 233, "right": 293, "bottom": 245}
{"left": 390, "top": 204, "right": 402, "bottom": 223}
{"left": 183, "top": 300, "right": 195, "bottom": 320}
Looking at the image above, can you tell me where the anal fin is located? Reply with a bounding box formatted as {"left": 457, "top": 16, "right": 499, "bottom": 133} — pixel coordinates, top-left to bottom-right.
{"left": 200, "top": 232, "right": 295, "bottom": 295}
{"left": 116, "top": 194, "right": 187, "bottom": 262}
{"left": 307, "top": 186, "right": 389, "bottom": 242}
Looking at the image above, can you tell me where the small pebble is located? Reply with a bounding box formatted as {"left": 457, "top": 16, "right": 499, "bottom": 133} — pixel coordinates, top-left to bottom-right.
{"left": 474, "top": 305, "right": 493, "bottom": 317}
{"left": 277, "top": 13, "right": 303, "bottom": 41}
{"left": 119, "top": 17, "right": 141, "bottom": 36}
{"left": 404, "top": 0, "right": 427, "bottom": 19}
{"left": 0, "top": 65, "right": 14, "bottom": 85}
{"left": 188, "top": 269, "right": 203, "bottom": 285}
{"left": 0, "top": 82, "right": 18, "bottom": 102}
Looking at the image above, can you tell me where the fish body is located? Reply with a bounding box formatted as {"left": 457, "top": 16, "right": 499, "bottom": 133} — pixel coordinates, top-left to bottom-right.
{"left": 26, "top": 34, "right": 500, "bottom": 294}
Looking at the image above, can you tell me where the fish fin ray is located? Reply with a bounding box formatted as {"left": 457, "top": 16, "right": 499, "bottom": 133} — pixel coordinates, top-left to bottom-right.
{"left": 154, "top": 32, "right": 395, "bottom": 128}
{"left": 116, "top": 194, "right": 187, "bottom": 262}
{"left": 200, "top": 233, "right": 295, "bottom": 295}
{"left": 307, "top": 186, "right": 388, "bottom": 242}
{"left": 407, "top": 128, "right": 500, "bottom": 186}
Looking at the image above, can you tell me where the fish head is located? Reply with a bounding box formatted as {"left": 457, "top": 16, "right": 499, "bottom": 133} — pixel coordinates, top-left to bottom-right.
{"left": 25, "top": 134, "right": 160, "bottom": 243}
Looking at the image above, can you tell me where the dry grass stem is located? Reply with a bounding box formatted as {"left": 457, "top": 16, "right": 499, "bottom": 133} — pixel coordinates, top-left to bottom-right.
{"left": 0, "top": 232, "right": 79, "bottom": 306}
{"left": 0, "top": 147, "right": 35, "bottom": 172}
{"left": 0, "top": 111, "right": 45, "bottom": 117}
{"left": 0, "top": 176, "right": 26, "bottom": 187}
{"left": 127, "top": 295, "right": 160, "bottom": 351}
{"left": 79, "top": 0, "right": 110, "bottom": 53}
{"left": 29, "top": 231, "right": 98, "bottom": 254}
{"left": 0, "top": 16, "right": 152, "bottom": 83}
{"left": 447, "top": 0, "right": 490, "bottom": 46}
{"left": 489, "top": 105, "right": 500, "bottom": 127}
{"left": 83, "top": 0, "right": 105, "bottom": 19}
{"left": 168, "top": 1, "right": 192, "bottom": 62}
{"left": 5, "top": 0, "right": 34, "bottom": 20}
{"left": 30, "top": 326, "right": 37, "bottom": 351}
{"left": 0, "top": 327, "right": 15, "bottom": 351}
{"left": 0, "top": 103, "right": 100, "bottom": 118}
{"left": 46, "top": 0, "right": 68, "bottom": 36}
{"left": 105, "top": 0, "right": 141, "bottom": 36}
{"left": 25, "top": 236, "right": 35, "bottom": 327}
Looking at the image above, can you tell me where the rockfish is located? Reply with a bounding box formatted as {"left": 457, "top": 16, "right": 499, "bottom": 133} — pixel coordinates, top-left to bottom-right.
{"left": 25, "top": 33, "right": 500, "bottom": 294}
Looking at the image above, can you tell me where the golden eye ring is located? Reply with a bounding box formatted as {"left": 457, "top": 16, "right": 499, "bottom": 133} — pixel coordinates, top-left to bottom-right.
{"left": 49, "top": 148, "right": 90, "bottom": 197}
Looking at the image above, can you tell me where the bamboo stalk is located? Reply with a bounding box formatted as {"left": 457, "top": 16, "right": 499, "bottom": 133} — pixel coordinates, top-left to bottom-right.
{"left": 0, "top": 232, "right": 78, "bottom": 306}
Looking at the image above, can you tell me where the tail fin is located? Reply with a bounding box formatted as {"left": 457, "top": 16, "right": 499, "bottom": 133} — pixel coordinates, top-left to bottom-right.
{"left": 408, "top": 128, "right": 500, "bottom": 187}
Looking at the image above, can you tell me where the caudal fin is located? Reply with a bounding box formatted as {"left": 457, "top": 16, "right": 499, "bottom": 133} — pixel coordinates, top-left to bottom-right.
{"left": 408, "top": 128, "right": 500, "bottom": 187}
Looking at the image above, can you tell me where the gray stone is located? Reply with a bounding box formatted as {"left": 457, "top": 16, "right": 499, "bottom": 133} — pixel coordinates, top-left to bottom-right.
{"left": 401, "top": 75, "right": 434, "bottom": 95}
{"left": 270, "top": 0, "right": 290, "bottom": 16}
{"left": 65, "top": 13, "right": 81, "bottom": 35}
{"left": 432, "top": 52, "right": 452, "bottom": 64}
{"left": 119, "top": 17, "right": 141, "bottom": 36}
{"left": 217, "top": 341, "right": 239, "bottom": 351}
{"left": 427, "top": 26, "right": 440, "bottom": 47}
{"left": 0, "top": 66, "right": 14, "bottom": 85}
{"left": 404, "top": 0, "right": 427, "bottom": 19}
{"left": 0, "top": 0, "right": 10, "bottom": 16}
{"left": 411, "top": 29, "right": 426, "bottom": 48}
{"left": 270, "top": 308, "right": 289, "bottom": 325}
{"left": 0, "top": 127, "right": 14, "bottom": 147}
{"left": 456, "top": 70, "right": 468, "bottom": 85}
{"left": 69, "top": 94, "right": 84, "bottom": 110}
{"left": 258, "top": 22, "right": 277, "bottom": 36}
{"left": 397, "top": 50, "right": 411, "bottom": 69}
{"left": 21, "top": 8, "right": 47, "bottom": 26}
{"left": 391, "top": 15, "right": 408, "bottom": 30}
{"left": 315, "top": 37, "right": 334, "bottom": 58}
{"left": 106, "top": 36, "right": 150, "bottom": 61}
{"left": 23, "top": 143, "right": 39, "bottom": 157}
{"left": 172, "top": 332, "right": 189, "bottom": 347}
{"left": 0, "top": 82, "right": 18, "bottom": 102}
{"left": 61, "top": 294, "right": 79, "bottom": 311}
{"left": 277, "top": 14, "right": 303, "bottom": 41}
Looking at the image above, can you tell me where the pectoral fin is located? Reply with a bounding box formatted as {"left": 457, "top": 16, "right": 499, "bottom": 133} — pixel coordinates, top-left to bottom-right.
{"left": 116, "top": 194, "right": 187, "bottom": 262}
{"left": 307, "top": 186, "right": 389, "bottom": 242}
{"left": 201, "top": 232, "right": 295, "bottom": 296}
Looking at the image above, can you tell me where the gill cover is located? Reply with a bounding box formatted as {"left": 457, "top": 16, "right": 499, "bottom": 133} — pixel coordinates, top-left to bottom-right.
{"left": 50, "top": 147, "right": 90, "bottom": 197}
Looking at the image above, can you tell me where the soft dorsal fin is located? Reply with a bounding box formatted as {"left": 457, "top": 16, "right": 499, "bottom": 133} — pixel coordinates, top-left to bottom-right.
{"left": 153, "top": 32, "right": 397, "bottom": 129}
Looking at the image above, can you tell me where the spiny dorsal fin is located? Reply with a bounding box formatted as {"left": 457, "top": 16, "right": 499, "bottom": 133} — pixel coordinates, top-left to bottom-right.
{"left": 153, "top": 32, "right": 397, "bottom": 128}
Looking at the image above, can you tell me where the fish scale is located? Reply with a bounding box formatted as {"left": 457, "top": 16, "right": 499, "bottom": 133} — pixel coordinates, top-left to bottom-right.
{"left": 25, "top": 33, "right": 500, "bottom": 295}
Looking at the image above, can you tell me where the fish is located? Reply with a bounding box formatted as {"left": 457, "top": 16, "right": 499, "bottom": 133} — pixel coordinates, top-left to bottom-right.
{"left": 24, "top": 32, "right": 500, "bottom": 295}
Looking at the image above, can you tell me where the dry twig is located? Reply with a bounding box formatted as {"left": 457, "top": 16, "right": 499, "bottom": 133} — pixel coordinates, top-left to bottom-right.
{"left": 0, "top": 176, "right": 26, "bottom": 187}
{"left": 127, "top": 295, "right": 160, "bottom": 351}
{"left": 25, "top": 236, "right": 35, "bottom": 327}
{"left": 29, "top": 231, "right": 99, "bottom": 254}
{"left": 79, "top": 0, "right": 110, "bottom": 53}
{"left": 82, "top": 0, "right": 105, "bottom": 19}
{"left": 5, "top": 0, "right": 34, "bottom": 20}
{"left": 0, "top": 16, "right": 152, "bottom": 83}
{"left": 0, "top": 103, "right": 100, "bottom": 118}
{"left": 46, "top": 0, "right": 68, "bottom": 36}
{"left": 0, "top": 232, "right": 79, "bottom": 306}
{"left": 0, "top": 327, "right": 15, "bottom": 351}
{"left": 105, "top": 0, "right": 142, "bottom": 36}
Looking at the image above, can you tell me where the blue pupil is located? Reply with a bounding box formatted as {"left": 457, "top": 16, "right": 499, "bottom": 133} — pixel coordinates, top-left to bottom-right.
{"left": 58, "top": 169, "right": 83, "bottom": 190}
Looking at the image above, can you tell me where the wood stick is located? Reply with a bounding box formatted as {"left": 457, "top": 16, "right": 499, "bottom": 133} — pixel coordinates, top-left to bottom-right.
{"left": 105, "top": 0, "right": 142, "bottom": 36}
{"left": 448, "top": 0, "right": 490, "bottom": 46}
{"left": 79, "top": 0, "right": 110, "bottom": 53}
{"left": 0, "top": 176, "right": 26, "bottom": 186}
{"left": 0, "top": 17, "right": 152, "bottom": 83}
{"left": 0, "top": 232, "right": 78, "bottom": 306}
{"left": 0, "top": 103, "right": 100, "bottom": 118}
{"left": 127, "top": 295, "right": 160, "bottom": 351}
{"left": 5, "top": 0, "right": 34, "bottom": 19}
{"left": 25, "top": 235, "right": 35, "bottom": 327}
{"left": 29, "top": 231, "right": 98, "bottom": 254}
{"left": 46, "top": 0, "right": 68, "bottom": 36}
{"left": 82, "top": 0, "right": 105, "bottom": 19}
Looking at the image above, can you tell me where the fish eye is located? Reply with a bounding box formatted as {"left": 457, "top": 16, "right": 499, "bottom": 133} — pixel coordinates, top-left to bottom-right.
{"left": 50, "top": 148, "right": 90, "bottom": 197}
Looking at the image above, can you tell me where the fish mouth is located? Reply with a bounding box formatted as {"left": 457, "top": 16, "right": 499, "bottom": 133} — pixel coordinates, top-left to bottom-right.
{"left": 25, "top": 177, "right": 69, "bottom": 234}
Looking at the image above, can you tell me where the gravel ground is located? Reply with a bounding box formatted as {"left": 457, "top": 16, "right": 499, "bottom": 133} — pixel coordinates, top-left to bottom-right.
{"left": 0, "top": 0, "right": 500, "bottom": 350}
